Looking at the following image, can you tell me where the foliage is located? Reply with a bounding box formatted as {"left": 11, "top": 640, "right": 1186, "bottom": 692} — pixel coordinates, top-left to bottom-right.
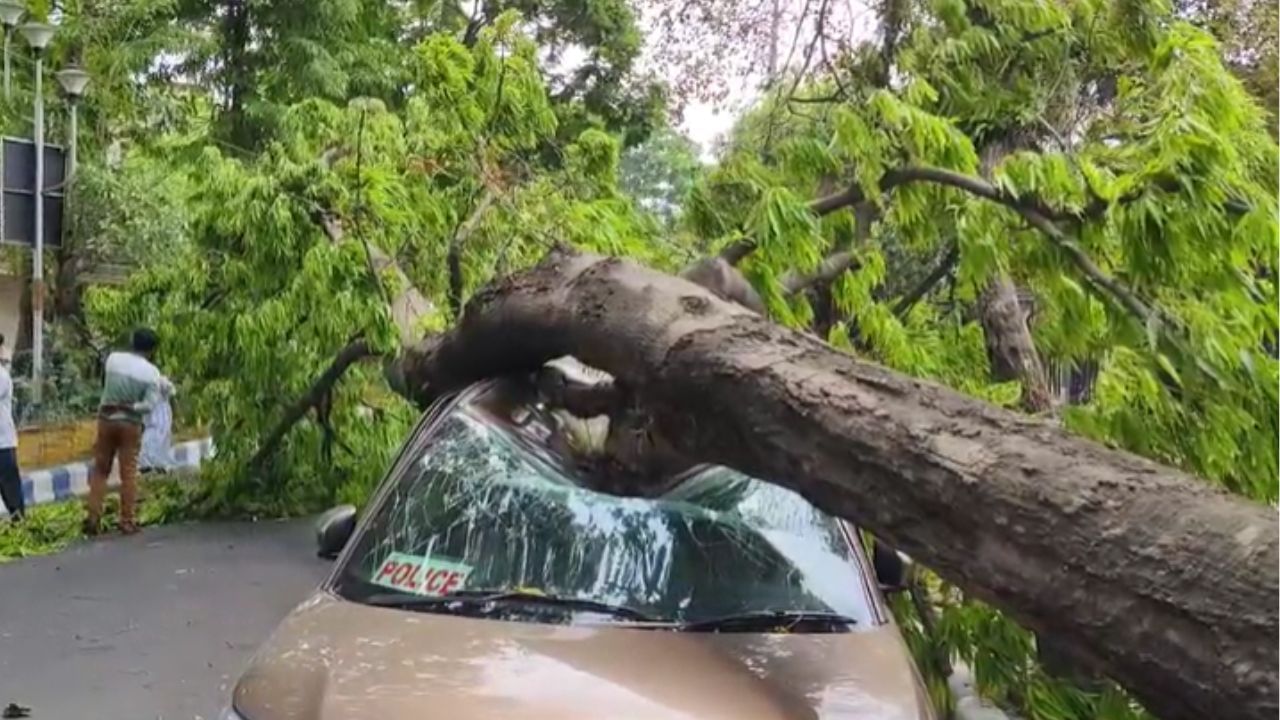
{"left": 619, "top": 126, "right": 704, "bottom": 227}
{"left": 684, "top": 0, "right": 1278, "bottom": 718}
{"left": 10, "top": 324, "right": 108, "bottom": 425}
{"left": 65, "top": 159, "right": 193, "bottom": 272}
{"left": 0, "top": 473, "right": 204, "bottom": 562}
{"left": 1176, "top": 0, "right": 1279, "bottom": 135}
{"left": 150, "top": 0, "right": 659, "bottom": 151}
{"left": 86, "top": 19, "right": 665, "bottom": 515}
{"left": 638, "top": 0, "right": 864, "bottom": 110}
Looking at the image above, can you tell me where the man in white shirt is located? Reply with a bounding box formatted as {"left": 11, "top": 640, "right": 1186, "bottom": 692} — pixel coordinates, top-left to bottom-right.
{"left": 0, "top": 334, "right": 24, "bottom": 521}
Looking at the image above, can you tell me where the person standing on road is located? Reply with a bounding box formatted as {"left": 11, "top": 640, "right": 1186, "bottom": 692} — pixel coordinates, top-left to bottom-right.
{"left": 85, "top": 328, "right": 164, "bottom": 536}
{"left": 0, "top": 335, "right": 24, "bottom": 522}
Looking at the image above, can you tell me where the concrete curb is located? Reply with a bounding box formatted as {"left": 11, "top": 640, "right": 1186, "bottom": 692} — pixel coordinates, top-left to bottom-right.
{"left": 1, "top": 437, "right": 215, "bottom": 516}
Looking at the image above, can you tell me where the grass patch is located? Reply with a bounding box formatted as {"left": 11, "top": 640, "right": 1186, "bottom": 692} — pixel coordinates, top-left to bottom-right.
{"left": 0, "top": 471, "right": 206, "bottom": 563}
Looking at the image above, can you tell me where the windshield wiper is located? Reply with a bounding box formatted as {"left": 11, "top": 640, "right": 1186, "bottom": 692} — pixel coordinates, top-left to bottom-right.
{"left": 678, "top": 610, "right": 856, "bottom": 633}
{"left": 361, "top": 589, "right": 661, "bottom": 623}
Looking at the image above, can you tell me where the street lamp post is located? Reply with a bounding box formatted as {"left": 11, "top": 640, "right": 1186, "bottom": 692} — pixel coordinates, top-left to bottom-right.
{"left": 20, "top": 21, "right": 54, "bottom": 404}
{"left": 0, "top": 2, "right": 23, "bottom": 100}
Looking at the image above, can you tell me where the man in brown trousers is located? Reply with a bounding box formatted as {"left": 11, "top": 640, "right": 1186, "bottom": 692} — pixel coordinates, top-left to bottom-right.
{"left": 85, "top": 328, "right": 163, "bottom": 535}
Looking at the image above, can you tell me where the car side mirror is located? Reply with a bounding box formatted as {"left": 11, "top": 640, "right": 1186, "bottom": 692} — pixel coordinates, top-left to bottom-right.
{"left": 316, "top": 505, "right": 357, "bottom": 559}
{"left": 872, "top": 542, "right": 911, "bottom": 593}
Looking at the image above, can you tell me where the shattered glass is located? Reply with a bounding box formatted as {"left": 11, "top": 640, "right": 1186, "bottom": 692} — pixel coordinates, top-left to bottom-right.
{"left": 333, "top": 380, "right": 875, "bottom": 628}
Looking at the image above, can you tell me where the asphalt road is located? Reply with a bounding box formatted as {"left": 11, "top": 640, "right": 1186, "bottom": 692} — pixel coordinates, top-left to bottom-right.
{"left": 0, "top": 519, "right": 330, "bottom": 720}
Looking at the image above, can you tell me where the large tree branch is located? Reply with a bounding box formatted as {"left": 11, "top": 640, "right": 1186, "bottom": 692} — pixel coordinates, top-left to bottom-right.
{"left": 719, "top": 167, "right": 969, "bottom": 263}
{"left": 447, "top": 189, "right": 497, "bottom": 318}
{"left": 779, "top": 202, "right": 878, "bottom": 296}
{"left": 312, "top": 209, "right": 435, "bottom": 346}
{"left": 316, "top": 145, "right": 437, "bottom": 344}
{"left": 392, "top": 249, "right": 1277, "bottom": 720}
{"left": 973, "top": 138, "right": 1054, "bottom": 414}
{"left": 721, "top": 165, "right": 1161, "bottom": 334}
{"left": 781, "top": 249, "right": 860, "bottom": 295}
{"left": 893, "top": 242, "right": 959, "bottom": 318}
{"left": 249, "top": 339, "right": 375, "bottom": 469}
{"left": 721, "top": 163, "right": 1247, "bottom": 263}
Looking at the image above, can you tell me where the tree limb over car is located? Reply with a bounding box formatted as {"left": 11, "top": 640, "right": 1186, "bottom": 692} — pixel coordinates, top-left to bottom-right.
{"left": 391, "top": 246, "right": 1278, "bottom": 720}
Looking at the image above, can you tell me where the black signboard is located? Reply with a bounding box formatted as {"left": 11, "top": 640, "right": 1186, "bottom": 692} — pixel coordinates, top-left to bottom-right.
{"left": 0, "top": 136, "right": 66, "bottom": 249}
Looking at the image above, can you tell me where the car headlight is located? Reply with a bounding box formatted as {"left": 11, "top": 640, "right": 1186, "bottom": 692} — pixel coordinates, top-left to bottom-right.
{"left": 219, "top": 706, "right": 247, "bottom": 720}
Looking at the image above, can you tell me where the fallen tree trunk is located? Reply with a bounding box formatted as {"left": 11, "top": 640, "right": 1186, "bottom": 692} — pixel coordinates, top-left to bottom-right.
{"left": 394, "top": 248, "right": 1278, "bottom": 720}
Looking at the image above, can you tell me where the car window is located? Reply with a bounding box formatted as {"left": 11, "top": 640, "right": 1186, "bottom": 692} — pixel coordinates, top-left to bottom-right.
{"left": 332, "top": 405, "right": 875, "bottom": 628}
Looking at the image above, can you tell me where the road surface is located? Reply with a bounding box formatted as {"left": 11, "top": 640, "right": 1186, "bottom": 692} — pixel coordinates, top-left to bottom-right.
{"left": 0, "top": 519, "right": 330, "bottom": 720}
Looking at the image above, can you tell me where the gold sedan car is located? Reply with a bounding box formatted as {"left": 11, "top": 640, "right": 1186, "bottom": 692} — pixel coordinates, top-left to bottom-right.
{"left": 221, "top": 374, "right": 935, "bottom": 720}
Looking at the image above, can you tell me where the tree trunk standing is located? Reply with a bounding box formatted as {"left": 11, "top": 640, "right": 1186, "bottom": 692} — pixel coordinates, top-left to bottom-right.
{"left": 974, "top": 138, "right": 1054, "bottom": 413}
{"left": 221, "top": 0, "right": 253, "bottom": 150}
{"left": 978, "top": 275, "right": 1053, "bottom": 412}
{"left": 394, "top": 249, "right": 1278, "bottom": 720}
{"left": 52, "top": 248, "right": 85, "bottom": 321}
{"left": 767, "top": 0, "right": 782, "bottom": 81}
{"left": 809, "top": 282, "right": 838, "bottom": 339}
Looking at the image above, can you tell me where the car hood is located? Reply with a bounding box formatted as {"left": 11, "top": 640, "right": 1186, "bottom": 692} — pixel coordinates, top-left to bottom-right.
{"left": 233, "top": 593, "right": 932, "bottom": 720}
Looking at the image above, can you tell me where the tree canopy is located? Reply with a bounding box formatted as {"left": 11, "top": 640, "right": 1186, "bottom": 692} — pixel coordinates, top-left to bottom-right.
{"left": 676, "top": 2, "right": 1277, "bottom": 715}
{"left": 11, "top": 0, "right": 1270, "bottom": 717}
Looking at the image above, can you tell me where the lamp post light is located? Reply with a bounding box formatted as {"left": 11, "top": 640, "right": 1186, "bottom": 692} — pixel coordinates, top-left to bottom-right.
{"left": 0, "top": 2, "right": 23, "bottom": 100}
{"left": 20, "top": 21, "right": 54, "bottom": 404}
{"left": 55, "top": 66, "right": 88, "bottom": 179}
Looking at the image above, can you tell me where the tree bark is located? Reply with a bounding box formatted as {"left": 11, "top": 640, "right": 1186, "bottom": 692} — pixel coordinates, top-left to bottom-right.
{"left": 393, "top": 249, "right": 1278, "bottom": 720}
{"left": 446, "top": 190, "right": 496, "bottom": 319}
{"left": 978, "top": 275, "right": 1054, "bottom": 412}
{"left": 975, "top": 139, "right": 1054, "bottom": 413}
{"left": 313, "top": 210, "right": 434, "bottom": 347}
{"left": 52, "top": 252, "right": 84, "bottom": 321}
{"left": 15, "top": 261, "right": 32, "bottom": 356}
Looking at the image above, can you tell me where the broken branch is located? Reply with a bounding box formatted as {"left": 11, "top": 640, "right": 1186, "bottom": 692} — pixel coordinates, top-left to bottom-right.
{"left": 447, "top": 189, "right": 497, "bottom": 318}
{"left": 781, "top": 250, "right": 860, "bottom": 295}
{"left": 392, "top": 248, "right": 1277, "bottom": 720}
{"left": 893, "top": 242, "right": 960, "bottom": 318}
{"left": 780, "top": 202, "right": 878, "bottom": 297}
{"left": 250, "top": 339, "right": 375, "bottom": 469}
{"left": 311, "top": 208, "right": 435, "bottom": 346}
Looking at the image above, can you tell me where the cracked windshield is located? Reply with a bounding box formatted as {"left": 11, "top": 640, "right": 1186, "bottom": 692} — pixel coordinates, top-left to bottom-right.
{"left": 336, "top": 401, "right": 874, "bottom": 627}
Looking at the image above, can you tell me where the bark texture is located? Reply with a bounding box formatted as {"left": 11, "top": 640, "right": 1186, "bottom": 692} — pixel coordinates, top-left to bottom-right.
{"left": 975, "top": 140, "right": 1054, "bottom": 414}
{"left": 978, "top": 275, "right": 1054, "bottom": 412}
{"left": 394, "top": 249, "right": 1278, "bottom": 720}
